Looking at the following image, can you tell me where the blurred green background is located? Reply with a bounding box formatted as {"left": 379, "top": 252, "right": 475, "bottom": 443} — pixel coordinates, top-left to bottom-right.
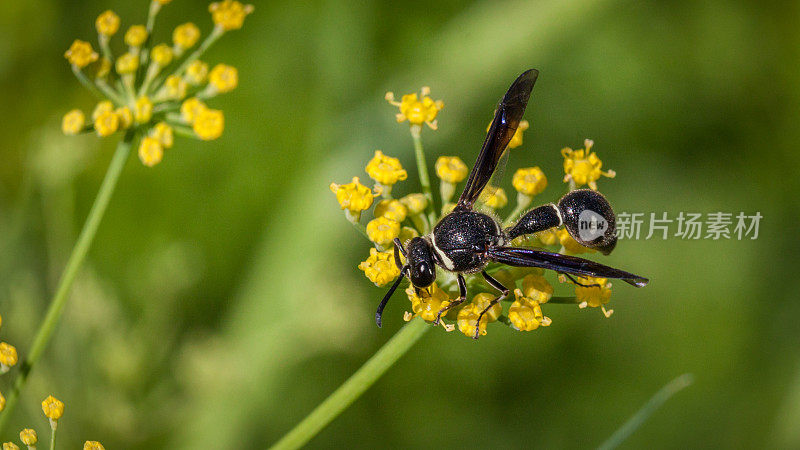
{"left": 1, "top": 0, "right": 799, "bottom": 448}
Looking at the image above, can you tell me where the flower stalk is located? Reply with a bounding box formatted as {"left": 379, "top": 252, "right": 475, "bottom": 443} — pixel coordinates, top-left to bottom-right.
{"left": 409, "top": 125, "right": 438, "bottom": 226}
{"left": 270, "top": 318, "right": 430, "bottom": 450}
{"left": 0, "top": 133, "right": 134, "bottom": 434}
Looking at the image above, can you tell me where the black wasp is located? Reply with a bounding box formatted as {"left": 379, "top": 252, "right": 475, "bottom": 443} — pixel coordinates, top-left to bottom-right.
{"left": 376, "top": 69, "right": 649, "bottom": 338}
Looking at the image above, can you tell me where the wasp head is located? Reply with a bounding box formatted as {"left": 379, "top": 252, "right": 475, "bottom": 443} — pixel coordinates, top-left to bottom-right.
{"left": 398, "top": 237, "right": 436, "bottom": 289}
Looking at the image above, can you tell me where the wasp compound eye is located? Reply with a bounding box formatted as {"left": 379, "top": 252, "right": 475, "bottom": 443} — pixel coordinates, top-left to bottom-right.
{"left": 558, "top": 189, "right": 617, "bottom": 255}
{"left": 406, "top": 237, "right": 436, "bottom": 288}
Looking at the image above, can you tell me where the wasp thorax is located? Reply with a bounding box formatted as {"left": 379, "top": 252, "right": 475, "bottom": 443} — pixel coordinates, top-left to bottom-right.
{"left": 558, "top": 189, "right": 617, "bottom": 255}
{"left": 406, "top": 237, "right": 436, "bottom": 288}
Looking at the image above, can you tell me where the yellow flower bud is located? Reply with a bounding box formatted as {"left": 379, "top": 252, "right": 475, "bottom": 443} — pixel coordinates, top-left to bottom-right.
{"left": 192, "top": 108, "right": 224, "bottom": 140}
{"left": 115, "top": 106, "right": 133, "bottom": 129}
{"left": 374, "top": 199, "right": 407, "bottom": 223}
{"left": 387, "top": 87, "right": 443, "bottom": 128}
{"left": 575, "top": 276, "right": 612, "bottom": 308}
{"left": 482, "top": 187, "right": 507, "bottom": 209}
{"left": 164, "top": 75, "right": 188, "bottom": 100}
{"left": 209, "top": 0, "right": 254, "bottom": 31}
{"left": 399, "top": 193, "right": 427, "bottom": 216}
{"left": 115, "top": 52, "right": 139, "bottom": 75}
{"left": 94, "top": 111, "right": 119, "bottom": 137}
{"left": 521, "top": 274, "right": 553, "bottom": 303}
{"left": 366, "top": 217, "right": 400, "bottom": 246}
{"left": 3, "top": 442, "right": 19, "bottom": 450}
{"left": 138, "top": 137, "right": 164, "bottom": 167}
{"left": 62, "top": 110, "right": 85, "bottom": 135}
{"left": 185, "top": 60, "right": 209, "bottom": 85}
{"left": 84, "top": 442, "right": 105, "bottom": 450}
{"left": 64, "top": 40, "right": 99, "bottom": 68}
{"left": 124, "top": 25, "right": 148, "bottom": 47}
{"left": 150, "top": 44, "right": 173, "bottom": 67}
{"left": 0, "top": 343, "right": 17, "bottom": 369}
{"left": 470, "top": 292, "right": 502, "bottom": 322}
{"left": 435, "top": 156, "right": 468, "bottom": 183}
{"left": 358, "top": 248, "right": 400, "bottom": 287}
{"left": 406, "top": 284, "right": 451, "bottom": 323}
{"left": 329, "top": 177, "right": 376, "bottom": 213}
{"left": 41, "top": 395, "right": 64, "bottom": 420}
{"left": 365, "top": 150, "right": 407, "bottom": 186}
{"left": 134, "top": 96, "right": 153, "bottom": 124}
{"left": 508, "top": 289, "right": 551, "bottom": 331}
{"left": 512, "top": 167, "right": 547, "bottom": 196}
{"left": 457, "top": 304, "right": 488, "bottom": 338}
{"left": 208, "top": 64, "right": 238, "bottom": 93}
{"left": 95, "top": 10, "right": 120, "bottom": 36}
{"left": 150, "top": 122, "right": 174, "bottom": 148}
{"left": 19, "top": 429, "right": 36, "bottom": 446}
{"left": 92, "top": 101, "right": 114, "bottom": 121}
{"left": 180, "top": 97, "right": 208, "bottom": 123}
{"left": 173, "top": 22, "right": 201, "bottom": 49}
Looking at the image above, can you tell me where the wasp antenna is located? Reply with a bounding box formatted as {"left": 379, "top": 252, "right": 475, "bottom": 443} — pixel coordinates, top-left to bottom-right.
{"left": 376, "top": 270, "right": 407, "bottom": 327}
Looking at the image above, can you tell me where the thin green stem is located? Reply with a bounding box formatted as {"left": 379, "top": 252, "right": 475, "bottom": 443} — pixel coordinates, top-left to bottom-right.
{"left": 409, "top": 125, "right": 438, "bottom": 226}
{"left": 72, "top": 66, "right": 125, "bottom": 105}
{"left": 49, "top": 425, "right": 56, "bottom": 450}
{"left": 0, "top": 133, "right": 135, "bottom": 434}
{"left": 597, "top": 373, "right": 694, "bottom": 450}
{"left": 270, "top": 318, "right": 430, "bottom": 450}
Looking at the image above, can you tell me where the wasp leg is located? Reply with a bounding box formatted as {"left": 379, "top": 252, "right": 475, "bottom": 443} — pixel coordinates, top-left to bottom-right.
{"left": 474, "top": 271, "right": 510, "bottom": 340}
{"left": 433, "top": 273, "right": 466, "bottom": 326}
{"left": 560, "top": 272, "right": 601, "bottom": 288}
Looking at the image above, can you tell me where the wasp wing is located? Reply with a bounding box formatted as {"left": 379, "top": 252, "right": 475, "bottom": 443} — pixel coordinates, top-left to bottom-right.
{"left": 457, "top": 69, "right": 538, "bottom": 209}
{"left": 487, "top": 246, "right": 649, "bottom": 287}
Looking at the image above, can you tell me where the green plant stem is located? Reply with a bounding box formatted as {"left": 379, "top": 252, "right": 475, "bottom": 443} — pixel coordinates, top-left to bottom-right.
{"left": 408, "top": 125, "right": 438, "bottom": 226}
{"left": 270, "top": 318, "right": 430, "bottom": 450}
{"left": 49, "top": 425, "right": 56, "bottom": 450}
{"left": 597, "top": 373, "right": 694, "bottom": 450}
{"left": 71, "top": 66, "right": 125, "bottom": 105}
{"left": 0, "top": 133, "right": 134, "bottom": 434}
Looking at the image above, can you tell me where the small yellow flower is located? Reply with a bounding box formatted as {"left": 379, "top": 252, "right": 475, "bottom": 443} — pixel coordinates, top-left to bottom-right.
{"left": 365, "top": 150, "right": 407, "bottom": 186}
{"left": 164, "top": 75, "right": 188, "bottom": 99}
{"left": 62, "top": 110, "right": 85, "bottom": 135}
{"left": 557, "top": 228, "right": 593, "bottom": 255}
{"left": 512, "top": 167, "right": 547, "bottom": 196}
{"left": 435, "top": 156, "right": 468, "bottom": 184}
{"left": 508, "top": 120, "right": 529, "bottom": 149}
{"left": 138, "top": 137, "right": 164, "bottom": 167}
{"left": 406, "top": 284, "right": 451, "bottom": 323}
{"left": 3, "top": 443, "right": 19, "bottom": 450}
{"left": 84, "top": 441, "right": 105, "bottom": 450}
{"left": 470, "top": 293, "right": 502, "bottom": 322}
{"left": 521, "top": 274, "right": 553, "bottom": 303}
{"left": 92, "top": 58, "right": 112, "bottom": 79}
{"left": 19, "top": 429, "right": 36, "bottom": 446}
{"left": 208, "top": 64, "right": 238, "bottom": 93}
{"left": 115, "top": 52, "right": 139, "bottom": 75}
{"left": 330, "top": 177, "right": 376, "bottom": 214}
{"left": 374, "top": 199, "right": 407, "bottom": 223}
{"left": 150, "top": 44, "right": 174, "bottom": 67}
{"left": 64, "top": 40, "right": 99, "bottom": 68}
{"left": 399, "top": 226, "right": 419, "bottom": 243}
{"left": 575, "top": 276, "right": 613, "bottom": 314}
{"left": 115, "top": 106, "right": 133, "bottom": 129}
{"left": 151, "top": 122, "right": 174, "bottom": 148}
{"left": 399, "top": 193, "right": 427, "bottom": 216}
{"left": 193, "top": 108, "right": 225, "bottom": 140}
{"left": 0, "top": 343, "right": 17, "bottom": 370}
{"left": 173, "top": 22, "right": 201, "bottom": 50}
{"left": 562, "top": 139, "right": 615, "bottom": 190}
{"left": 92, "top": 101, "right": 114, "bottom": 121}
{"left": 482, "top": 187, "right": 507, "bottom": 209}
{"left": 508, "top": 289, "right": 551, "bottom": 331}
{"left": 134, "top": 96, "right": 153, "bottom": 124}
{"left": 358, "top": 248, "right": 400, "bottom": 287}
{"left": 180, "top": 97, "right": 208, "bottom": 123}
{"left": 386, "top": 87, "right": 443, "bottom": 129}
{"left": 457, "top": 304, "right": 488, "bottom": 337}
{"left": 185, "top": 60, "right": 209, "bottom": 85}
{"left": 124, "top": 25, "right": 148, "bottom": 48}
{"left": 94, "top": 111, "right": 119, "bottom": 137}
{"left": 209, "top": 0, "right": 255, "bottom": 31}
{"left": 366, "top": 217, "right": 400, "bottom": 246}
{"left": 95, "top": 10, "right": 120, "bottom": 36}
{"left": 41, "top": 395, "right": 64, "bottom": 421}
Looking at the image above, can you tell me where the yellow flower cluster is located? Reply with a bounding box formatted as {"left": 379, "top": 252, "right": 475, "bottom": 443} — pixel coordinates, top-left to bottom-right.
{"left": 61, "top": 1, "right": 252, "bottom": 166}
{"left": 457, "top": 293, "right": 503, "bottom": 338}
{"left": 405, "top": 284, "right": 452, "bottom": 324}
{"left": 562, "top": 139, "right": 616, "bottom": 190}
{"left": 508, "top": 289, "right": 551, "bottom": 331}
